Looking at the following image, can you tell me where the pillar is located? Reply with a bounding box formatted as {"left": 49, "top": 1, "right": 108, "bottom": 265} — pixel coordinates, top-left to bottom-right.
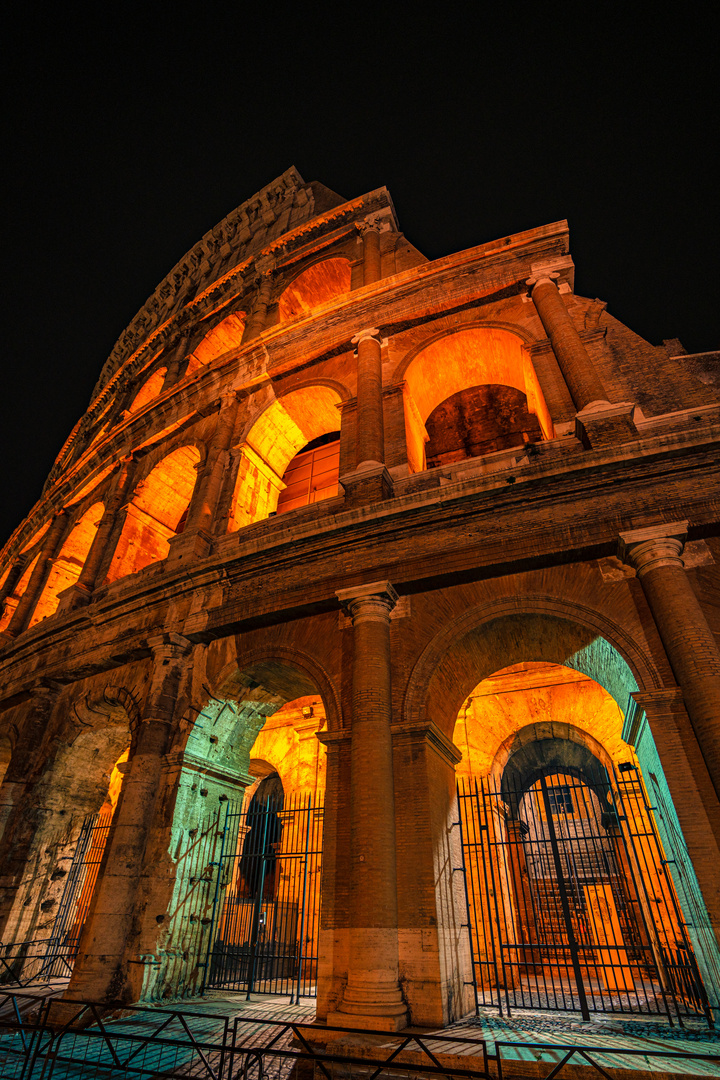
{"left": 64, "top": 633, "right": 192, "bottom": 1004}
{"left": 162, "top": 326, "right": 195, "bottom": 390}
{"left": 2, "top": 512, "right": 68, "bottom": 638}
{"left": 527, "top": 272, "right": 608, "bottom": 411}
{"left": 354, "top": 328, "right": 385, "bottom": 468}
{"left": 619, "top": 523, "right": 720, "bottom": 802}
{"left": 361, "top": 224, "right": 382, "bottom": 286}
{"left": 183, "top": 392, "right": 239, "bottom": 534}
{"left": 328, "top": 581, "right": 407, "bottom": 1030}
{"left": 58, "top": 457, "right": 136, "bottom": 611}
{"left": 242, "top": 269, "right": 274, "bottom": 342}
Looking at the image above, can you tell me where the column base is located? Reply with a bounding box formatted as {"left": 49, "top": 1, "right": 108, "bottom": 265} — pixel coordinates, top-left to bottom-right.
{"left": 339, "top": 463, "right": 394, "bottom": 508}
{"left": 575, "top": 401, "right": 638, "bottom": 449}
{"left": 326, "top": 1007, "right": 408, "bottom": 1032}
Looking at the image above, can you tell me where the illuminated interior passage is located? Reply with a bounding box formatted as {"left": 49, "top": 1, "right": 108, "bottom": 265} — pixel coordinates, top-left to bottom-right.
{"left": 0, "top": 553, "right": 39, "bottom": 632}
{"left": 190, "top": 311, "right": 247, "bottom": 368}
{"left": 454, "top": 662, "right": 627, "bottom": 782}
{"left": 105, "top": 445, "right": 201, "bottom": 582}
{"left": 277, "top": 258, "right": 352, "bottom": 322}
{"left": 425, "top": 384, "right": 545, "bottom": 467}
{"left": 276, "top": 433, "right": 340, "bottom": 514}
{"left": 230, "top": 386, "right": 341, "bottom": 530}
{"left": 29, "top": 501, "right": 104, "bottom": 626}
{"left": 403, "top": 328, "right": 553, "bottom": 472}
{"left": 127, "top": 367, "right": 167, "bottom": 413}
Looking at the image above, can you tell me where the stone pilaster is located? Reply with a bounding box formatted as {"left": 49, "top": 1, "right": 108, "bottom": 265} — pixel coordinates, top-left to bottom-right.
{"left": 183, "top": 392, "right": 239, "bottom": 536}
{"left": 328, "top": 581, "right": 407, "bottom": 1030}
{"left": 64, "top": 633, "right": 193, "bottom": 1004}
{"left": 242, "top": 266, "right": 274, "bottom": 342}
{"left": 619, "top": 523, "right": 720, "bottom": 801}
{"left": 360, "top": 222, "right": 382, "bottom": 286}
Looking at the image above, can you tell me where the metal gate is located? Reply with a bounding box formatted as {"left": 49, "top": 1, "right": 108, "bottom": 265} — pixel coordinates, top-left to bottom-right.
{"left": 5, "top": 811, "right": 113, "bottom": 985}
{"left": 204, "top": 793, "right": 323, "bottom": 999}
{"left": 458, "top": 770, "right": 712, "bottom": 1021}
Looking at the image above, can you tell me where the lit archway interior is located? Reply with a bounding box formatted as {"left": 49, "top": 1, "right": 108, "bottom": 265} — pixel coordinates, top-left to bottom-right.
{"left": 402, "top": 328, "right": 554, "bottom": 472}
{"left": 277, "top": 259, "right": 352, "bottom": 322}
{"left": 127, "top": 367, "right": 167, "bottom": 413}
{"left": 105, "top": 445, "right": 201, "bottom": 582}
{"left": 230, "top": 386, "right": 342, "bottom": 530}
{"left": 29, "top": 501, "right": 105, "bottom": 626}
{"left": 188, "top": 311, "right": 247, "bottom": 373}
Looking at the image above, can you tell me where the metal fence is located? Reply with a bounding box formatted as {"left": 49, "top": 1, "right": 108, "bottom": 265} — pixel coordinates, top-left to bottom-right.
{"left": 205, "top": 793, "right": 323, "bottom": 999}
{"left": 457, "top": 771, "right": 712, "bottom": 1024}
{"left": 2, "top": 989, "right": 720, "bottom": 1080}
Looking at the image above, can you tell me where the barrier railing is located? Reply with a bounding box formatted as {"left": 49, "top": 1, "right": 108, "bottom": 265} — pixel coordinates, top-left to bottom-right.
{"left": 1, "top": 988, "right": 719, "bottom": 1079}
{"left": 0, "top": 939, "right": 75, "bottom": 988}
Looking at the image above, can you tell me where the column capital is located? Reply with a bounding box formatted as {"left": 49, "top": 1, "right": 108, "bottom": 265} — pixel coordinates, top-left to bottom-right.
{"left": 336, "top": 580, "right": 398, "bottom": 623}
{"left": 351, "top": 327, "right": 382, "bottom": 347}
{"left": 146, "top": 632, "right": 193, "bottom": 661}
{"left": 618, "top": 522, "right": 688, "bottom": 577}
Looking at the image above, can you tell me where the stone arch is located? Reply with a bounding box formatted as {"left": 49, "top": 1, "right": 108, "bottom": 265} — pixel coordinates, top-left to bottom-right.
{"left": 277, "top": 257, "right": 352, "bottom": 322}
{"left": 404, "top": 595, "right": 660, "bottom": 740}
{"left": 229, "top": 385, "right": 343, "bottom": 530}
{"left": 29, "top": 501, "right": 105, "bottom": 626}
{"left": 127, "top": 366, "right": 168, "bottom": 414}
{"left": 105, "top": 444, "right": 202, "bottom": 582}
{"left": 189, "top": 311, "right": 247, "bottom": 369}
{"left": 0, "top": 552, "right": 40, "bottom": 633}
{"left": 395, "top": 326, "right": 554, "bottom": 473}
{"left": 490, "top": 718, "right": 616, "bottom": 794}
{"left": 0, "top": 681, "right": 137, "bottom": 950}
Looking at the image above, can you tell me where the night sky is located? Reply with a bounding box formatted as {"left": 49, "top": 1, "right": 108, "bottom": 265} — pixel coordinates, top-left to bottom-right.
{"left": 3, "top": 10, "right": 717, "bottom": 550}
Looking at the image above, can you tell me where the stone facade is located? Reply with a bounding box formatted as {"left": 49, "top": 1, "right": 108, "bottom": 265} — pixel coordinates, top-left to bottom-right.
{"left": 0, "top": 168, "right": 719, "bottom": 1029}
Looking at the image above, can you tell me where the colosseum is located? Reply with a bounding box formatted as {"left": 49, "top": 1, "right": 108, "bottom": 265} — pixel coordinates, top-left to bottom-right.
{"left": 1, "top": 168, "right": 719, "bottom": 1034}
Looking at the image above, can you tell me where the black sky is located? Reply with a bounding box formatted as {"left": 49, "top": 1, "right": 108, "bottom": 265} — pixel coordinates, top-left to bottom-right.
{"left": 2, "top": 9, "right": 717, "bottom": 550}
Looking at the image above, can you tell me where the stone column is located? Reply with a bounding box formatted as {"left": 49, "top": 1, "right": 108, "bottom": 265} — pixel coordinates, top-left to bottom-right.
{"left": 527, "top": 272, "right": 608, "bottom": 411}
{"left": 183, "top": 392, "right": 240, "bottom": 535}
{"left": 58, "top": 457, "right": 136, "bottom": 611}
{"left": 242, "top": 269, "right": 274, "bottom": 342}
{"left": 361, "top": 224, "right": 382, "bottom": 286}
{"left": 64, "top": 633, "right": 192, "bottom": 1004}
{"left": 354, "top": 328, "right": 385, "bottom": 468}
{"left": 328, "top": 581, "right": 407, "bottom": 1030}
{"left": 2, "top": 512, "right": 68, "bottom": 638}
{"left": 162, "top": 326, "right": 195, "bottom": 390}
{"left": 619, "top": 523, "right": 720, "bottom": 801}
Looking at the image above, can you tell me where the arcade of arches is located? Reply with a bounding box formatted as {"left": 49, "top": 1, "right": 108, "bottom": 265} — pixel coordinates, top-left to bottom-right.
{"left": 1, "top": 179, "right": 719, "bottom": 1039}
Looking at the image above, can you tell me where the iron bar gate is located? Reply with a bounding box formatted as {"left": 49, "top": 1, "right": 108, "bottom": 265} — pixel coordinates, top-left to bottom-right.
{"left": 457, "top": 771, "right": 712, "bottom": 1023}
{"left": 204, "top": 793, "right": 323, "bottom": 998}
{"left": 1, "top": 811, "right": 111, "bottom": 986}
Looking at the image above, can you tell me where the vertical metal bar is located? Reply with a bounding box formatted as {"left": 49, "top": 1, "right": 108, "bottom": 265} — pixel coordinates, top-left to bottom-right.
{"left": 539, "top": 775, "right": 590, "bottom": 1020}
{"left": 200, "top": 802, "right": 230, "bottom": 995}
{"left": 246, "top": 799, "right": 271, "bottom": 999}
{"left": 293, "top": 794, "right": 313, "bottom": 1004}
{"left": 477, "top": 777, "right": 504, "bottom": 1015}
{"left": 456, "top": 779, "right": 480, "bottom": 1016}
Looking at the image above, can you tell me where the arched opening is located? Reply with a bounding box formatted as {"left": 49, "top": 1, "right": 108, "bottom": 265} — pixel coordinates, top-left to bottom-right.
{"left": 401, "top": 328, "right": 554, "bottom": 472}
{"left": 143, "top": 651, "right": 333, "bottom": 1004}
{"left": 0, "top": 553, "right": 39, "bottom": 633}
{"left": 277, "top": 259, "right": 352, "bottom": 322}
{"left": 127, "top": 367, "right": 167, "bottom": 413}
{"left": 105, "top": 445, "right": 201, "bottom": 582}
{"left": 0, "top": 694, "right": 132, "bottom": 986}
{"left": 450, "top": 654, "right": 717, "bottom": 1020}
{"left": 29, "top": 501, "right": 104, "bottom": 626}
{"left": 189, "top": 311, "right": 247, "bottom": 371}
{"left": 230, "top": 386, "right": 341, "bottom": 530}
